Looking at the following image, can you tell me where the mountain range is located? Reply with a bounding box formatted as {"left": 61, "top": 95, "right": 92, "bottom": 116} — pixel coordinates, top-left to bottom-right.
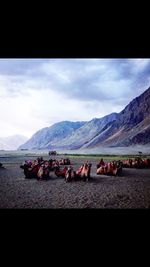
{"left": 19, "top": 87, "right": 150, "bottom": 150}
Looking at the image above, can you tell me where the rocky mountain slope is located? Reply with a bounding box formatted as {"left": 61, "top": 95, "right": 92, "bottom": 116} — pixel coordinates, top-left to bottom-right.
{"left": 83, "top": 86, "right": 150, "bottom": 148}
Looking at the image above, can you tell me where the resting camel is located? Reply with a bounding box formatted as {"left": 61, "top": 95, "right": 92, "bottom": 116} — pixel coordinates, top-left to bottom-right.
{"left": 122, "top": 159, "right": 133, "bottom": 168}
{"left": 107, "top": 162, "right": 118, "bottom": 176}
{"left": 80, "top": 163, "right": 92, "bottom": 181}
{"left": 64, "top": 163, "right": 92, "bottom": 182}
{"left": 96, "top": 165, "right": 108, "bottom": 175}
{"left": 49, "top": 159, "right": 59, "bottom": 171}
{"left": 122, "top": 157, "right": 150, "bottom": 168}
{"left": 143, "top": 158, "right": 150, "bottom": 167}
{"left": 64, "top": 158, "right": 71, "bottom": 165}
{"left": 20, "top": 157, "right": 61, "bottom": 179}
{"left": 55, "top": 166, "right": 68, "bottom": 178}
{"left": 65, "top": 166, "right": 76, "bottom": 182}
{"left": 97, "top": 158, "right": 105, "bottom": 169}
{"left": 71, "top": 162, "right": 92, "bottom": 182}
{"left": 20, "top": 158, "right": 51, "bottom": 179}
{"left": 20, "top": 160, "right": 40, "bottom": 179}
{"left": 37, "top": 161, "right": 50, "bottom": 180}
{"left": 96, "top": 161, "right": 122, "bottom": 176}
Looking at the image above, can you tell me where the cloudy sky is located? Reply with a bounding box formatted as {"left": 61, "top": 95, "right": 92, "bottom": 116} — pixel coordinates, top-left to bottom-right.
{"left": 0, "top": 58, "right": 150, "bottom": 138}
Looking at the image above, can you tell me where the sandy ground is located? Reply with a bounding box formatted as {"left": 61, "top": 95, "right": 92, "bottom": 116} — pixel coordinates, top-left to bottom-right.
{"left": 0, "top": 155, "right": 150, "bottom": 209}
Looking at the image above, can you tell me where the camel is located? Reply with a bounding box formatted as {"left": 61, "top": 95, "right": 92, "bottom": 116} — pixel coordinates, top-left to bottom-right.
{"left": 96, "top": 161, "right": 122, "bottom": 176}
{"left": 97, "top": 158, "right": 105, "bottom": 169}
{"left": 50, "top": 160, "right": 59, "bottom": 171}
{"left": 37, "top": 166, "right": 44, "bottom": 179}
{"left": 80, "top": 163, "right": 92, "bottom": 181}
{"left": 55, "top": 166, "right": 68, "bottom": 178}
{"left": 74, "top": 163, "right": 92, "bottom": 181}
{"left": 37, "top": 161, "right": 50, "bottom": 180}
{"left": 20, "top": 160, "right": 40, "bottom": 179}
{"left": 63, "top": 163, "right": 92, "bottom": 182}
{"left": 96, "top": 165, "right": 108, "bottom": 175}
{"left": 143, "top": 158, "right": 150, "bottom": 167}
{"left": 64, "top": 158, "right": 71, "bottom": 165}
{"left": 65, "top": 166, "right": 76, "bottom": 182}
{"left": 122, "top": 159, "right": 133, "bottom": 168}
{"left": 59, "top": 159, "right": 64, "bottom": 165}
{"left": 122, "top": 157, "right": 150, "bottom": 169}
{"left": 20, "top": 157, "right": 59, "bottom": 179}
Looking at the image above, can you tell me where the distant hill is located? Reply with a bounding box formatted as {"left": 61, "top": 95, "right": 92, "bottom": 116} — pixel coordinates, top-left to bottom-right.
{"left": 47, "top": 113, "right": 118, "bottom": 149}
{"left": 19, "top": 86, "right": 150, "bottom": 150}
{"left": 19, "top": 121, "right": 86, "bottom": 150}
{"left": 0, "top": 135, "right": 28, "bottom": 150}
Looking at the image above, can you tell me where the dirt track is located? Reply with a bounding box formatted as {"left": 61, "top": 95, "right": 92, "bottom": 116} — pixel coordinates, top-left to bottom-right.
{"left": 0, "top": 155, "right": 150, "bottom": 208}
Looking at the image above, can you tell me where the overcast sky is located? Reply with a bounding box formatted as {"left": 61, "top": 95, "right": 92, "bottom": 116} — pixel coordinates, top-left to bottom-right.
{"left": 0, "top": 58, "right": 150, "bottom": 138}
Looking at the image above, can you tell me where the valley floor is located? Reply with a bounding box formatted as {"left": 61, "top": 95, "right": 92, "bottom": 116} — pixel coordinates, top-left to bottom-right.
{"left": 0, "top": 155, "right": 150, "bottom": 209}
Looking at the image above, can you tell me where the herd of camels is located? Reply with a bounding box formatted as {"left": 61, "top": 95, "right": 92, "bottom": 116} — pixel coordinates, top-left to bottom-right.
{"left": 0, "top": 154, "right": 149, "bottom": 182}
{"left": 18, "top": 155, "right": 150, "bottom": 182}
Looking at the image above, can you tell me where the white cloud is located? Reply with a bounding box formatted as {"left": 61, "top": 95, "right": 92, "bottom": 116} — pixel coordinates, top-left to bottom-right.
{"left": 0, "top": 58, "right": 150, "bottom": 138}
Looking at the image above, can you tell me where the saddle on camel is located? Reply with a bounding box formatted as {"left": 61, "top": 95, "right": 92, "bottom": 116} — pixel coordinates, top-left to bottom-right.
{"left": 96, "top": 160, "right": 122, "bottom": 176}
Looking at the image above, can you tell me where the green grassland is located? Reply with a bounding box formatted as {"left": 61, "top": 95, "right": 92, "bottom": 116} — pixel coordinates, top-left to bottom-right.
{"left": 61, "top": 153, "right": 150, "bottom": 161}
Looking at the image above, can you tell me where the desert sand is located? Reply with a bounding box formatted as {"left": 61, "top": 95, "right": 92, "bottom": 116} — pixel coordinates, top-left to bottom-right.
{"left": 0, "top": 154, "right": 150, "bottom": 209}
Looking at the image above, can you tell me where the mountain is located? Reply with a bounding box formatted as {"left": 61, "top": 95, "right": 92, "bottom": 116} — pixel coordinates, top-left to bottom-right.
{"left": 0, "top": 135, "right": 28, "bottom": 150}
{"left": 19, "top": 87, "right": 150, "bottom": 150}
{"left": 83, "top": 87, "right": 150, "bottom": 148}
{"left": 47, "top": 113, "right": 118, "bottom": 149}
{"left": 19, "top": 121, "right": 86, "bottom": 150}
